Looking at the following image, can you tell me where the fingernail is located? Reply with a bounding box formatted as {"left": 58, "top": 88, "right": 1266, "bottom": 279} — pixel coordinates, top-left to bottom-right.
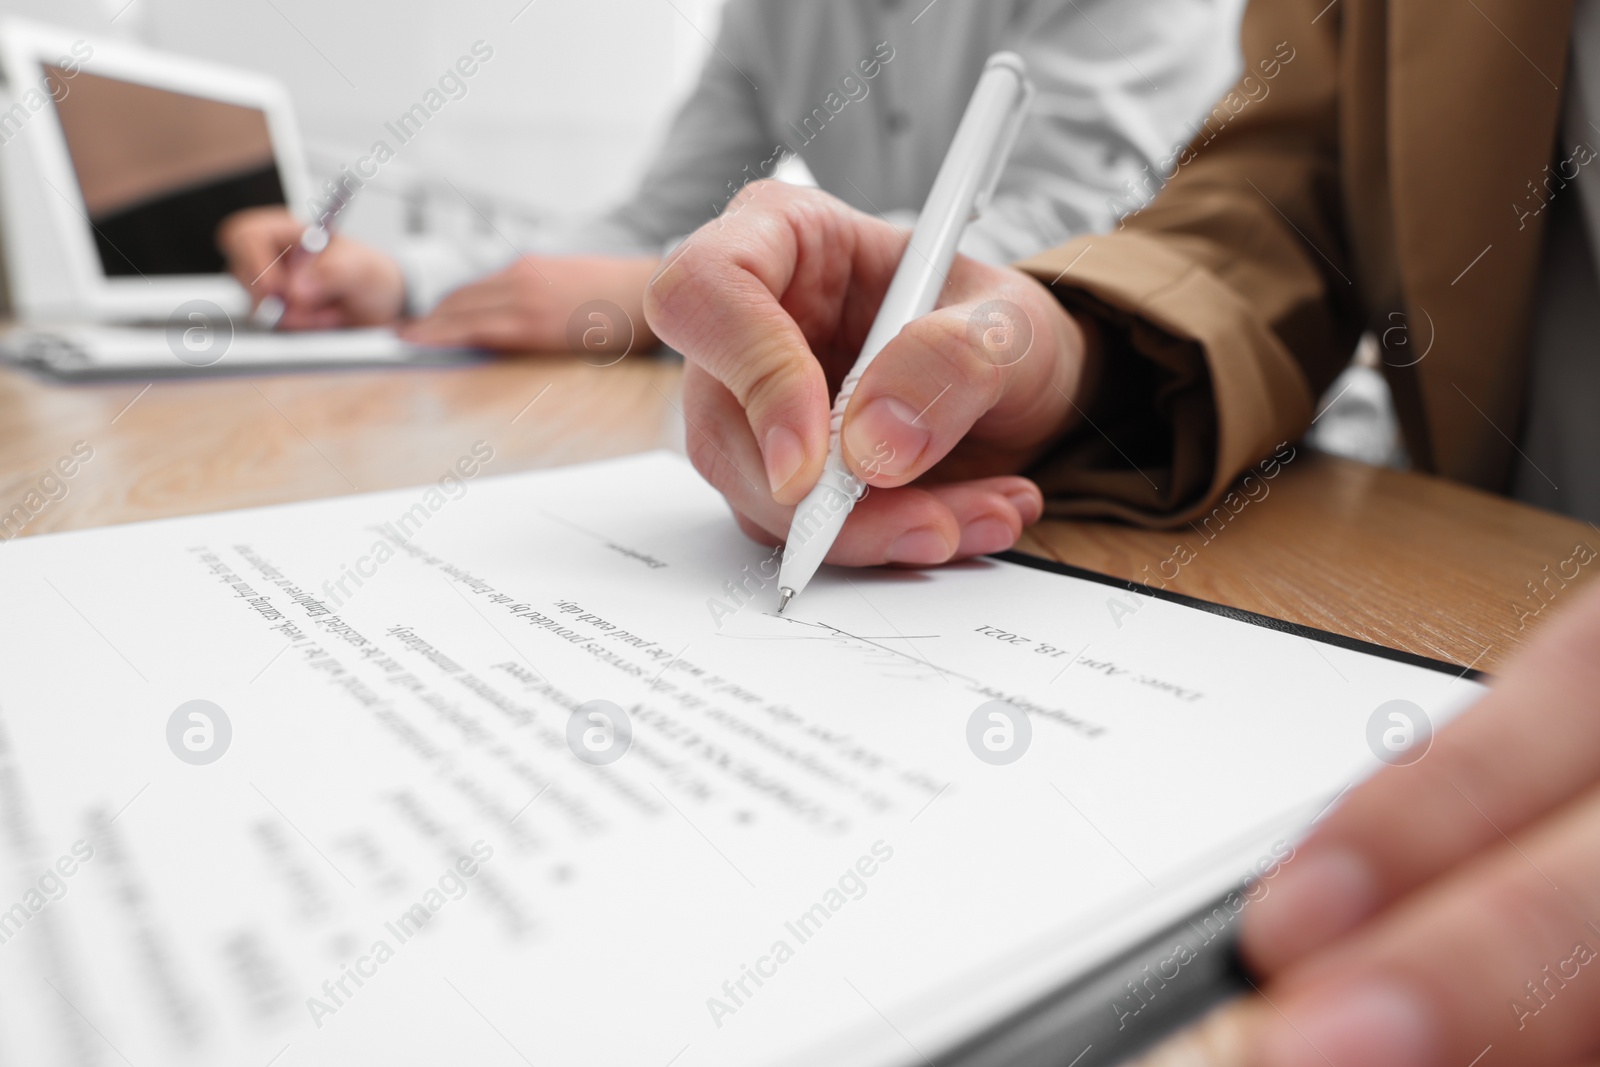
{"left": 1004, "top": 489, "right": 1042, "bottom": 525}
{"left": 958, "top": 517, "right": 1015, "bottom": 557}
{"left": 844, "top": 396, "right": 931, "bottom": 480}
{"left": 763, "top": 424, "right": 806, "bottom": 497}
{"left": 886, "top": 526, "right": 952, "bottom": 565}
{"left": 1246, "top": 849, "right": 1377, "bottom": 971}
{"left": 1259, "top": 982, "right": 1433, "bottom": 1067}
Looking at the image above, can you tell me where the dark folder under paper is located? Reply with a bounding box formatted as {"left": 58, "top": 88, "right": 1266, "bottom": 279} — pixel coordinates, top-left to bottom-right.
{"left": 935, "top": 892, "right": 1252, "bottom": 1067}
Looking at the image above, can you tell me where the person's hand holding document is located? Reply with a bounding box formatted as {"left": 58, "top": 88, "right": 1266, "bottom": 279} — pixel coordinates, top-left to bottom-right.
{"left": 1131, "top": 581, "right": 1600, "bottom": 1067}
{"left": 645, "top": 180, "right": 1085, "bottom": 569}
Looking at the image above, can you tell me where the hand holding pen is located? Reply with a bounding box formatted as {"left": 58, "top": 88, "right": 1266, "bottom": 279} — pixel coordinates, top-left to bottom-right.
{"left": 217, "top": 191, "right": 406, "bottom": 331}
{"left": 643, "top": 54, "right": 1090, "bottom": 597}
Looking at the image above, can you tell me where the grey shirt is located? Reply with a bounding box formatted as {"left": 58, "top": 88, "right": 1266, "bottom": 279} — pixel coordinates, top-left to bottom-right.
{"left": 400, "top": 0, "right": 1244, "bottom": 310}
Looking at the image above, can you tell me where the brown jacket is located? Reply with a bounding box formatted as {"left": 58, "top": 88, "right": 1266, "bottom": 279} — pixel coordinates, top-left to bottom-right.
{"left": 1019, "top": 0, "right": 1577, "bottom": 524}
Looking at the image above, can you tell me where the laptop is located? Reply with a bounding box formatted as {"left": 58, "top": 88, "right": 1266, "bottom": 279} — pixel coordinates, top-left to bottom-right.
{"left": 0, "top": 19, "right": 472, "bottom": 378}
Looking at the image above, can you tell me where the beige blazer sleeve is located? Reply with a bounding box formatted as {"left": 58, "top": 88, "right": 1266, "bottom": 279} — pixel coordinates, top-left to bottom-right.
{"left": 1016, "top": 0, "right": 1364, "bottom": 526}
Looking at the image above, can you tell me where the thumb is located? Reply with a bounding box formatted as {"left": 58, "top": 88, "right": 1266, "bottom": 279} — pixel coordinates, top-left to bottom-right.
{"left": 840, "top": 290, "right": 1072, "bottom": 486}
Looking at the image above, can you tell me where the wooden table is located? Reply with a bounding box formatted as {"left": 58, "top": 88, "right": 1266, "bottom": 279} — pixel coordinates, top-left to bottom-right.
{"left": 1, "top": 353, "right": 1592, "bottom": 674}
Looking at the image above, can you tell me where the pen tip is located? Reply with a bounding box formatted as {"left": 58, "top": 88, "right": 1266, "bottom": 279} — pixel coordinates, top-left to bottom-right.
{"left": 777, "top": 588, "right": 794, "bottom": 615}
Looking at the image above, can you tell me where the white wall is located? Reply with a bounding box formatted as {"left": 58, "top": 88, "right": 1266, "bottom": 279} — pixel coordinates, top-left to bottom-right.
{"left": 0, "top": 0, "right": 723, "bottom": 242}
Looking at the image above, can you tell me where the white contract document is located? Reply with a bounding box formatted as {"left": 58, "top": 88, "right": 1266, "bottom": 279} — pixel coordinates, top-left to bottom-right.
{"left": 0, "top": 451, "right": 1485, "bottom": 1067}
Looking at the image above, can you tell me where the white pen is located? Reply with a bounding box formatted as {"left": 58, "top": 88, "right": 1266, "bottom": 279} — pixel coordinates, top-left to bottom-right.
{"left": 775, "top": 52, "right": 1035, "bottom": 615}
{"left": 249, "top": 182, "right": 357, "bottom": 330}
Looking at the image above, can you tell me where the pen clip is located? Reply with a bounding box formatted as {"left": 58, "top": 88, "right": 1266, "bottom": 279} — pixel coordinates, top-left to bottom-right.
{"left": 972, "top": 60, "right": 1035, "bottom": 220}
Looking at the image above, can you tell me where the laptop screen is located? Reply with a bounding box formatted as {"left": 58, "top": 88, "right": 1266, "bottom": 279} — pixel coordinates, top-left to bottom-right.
{"left": 45, "top": 66, "right": 286, "bottom": 278}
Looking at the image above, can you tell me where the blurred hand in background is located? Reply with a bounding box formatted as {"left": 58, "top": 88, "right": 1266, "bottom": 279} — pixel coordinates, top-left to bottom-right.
{"left": 217, "top": 206, "right": 406, "bottom": 330}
